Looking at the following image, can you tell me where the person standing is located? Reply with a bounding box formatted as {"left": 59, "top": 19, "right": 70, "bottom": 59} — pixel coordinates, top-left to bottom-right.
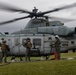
{"left": 32, "top": 7, "right": 38, "bottom": 13}
{"left": 32, "top": 7, "right": 38, "bottom": 18}
{"left": 25, "top": 38, "right": 32, "bottom": 61}
{"left": 1, "top": 40, "right": 9, "bottom": 63}
{"left": 54, "top": 35, "right": 61, "bottom": 60}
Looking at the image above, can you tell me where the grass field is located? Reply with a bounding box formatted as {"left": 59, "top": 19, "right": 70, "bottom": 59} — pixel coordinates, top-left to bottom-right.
{"left": 0, "top": 52, "right": 76, "bottom": 75}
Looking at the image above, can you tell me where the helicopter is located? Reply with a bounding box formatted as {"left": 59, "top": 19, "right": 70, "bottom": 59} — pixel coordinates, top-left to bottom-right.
{"left": 0, "top": 2, "right": 76, "bottom": 59}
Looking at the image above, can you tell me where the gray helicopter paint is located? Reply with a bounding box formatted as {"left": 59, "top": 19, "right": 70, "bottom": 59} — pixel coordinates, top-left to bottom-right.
{"left": 12, "top": 26, "right": 76, "bottom": 37}
{"left": 0, "top": 34, "right": 70, "bottom": 56}
{"left": 25, "top": 19, "right": 63, "bottom": 29}
{"left": 38, "top": 26, "right": 75, "bottom": 36}
{"left": 12, "top": 19, "right": 76, "bottom": 36}
{"left": 0, "top": 2, "right": 76, "bottom": 57}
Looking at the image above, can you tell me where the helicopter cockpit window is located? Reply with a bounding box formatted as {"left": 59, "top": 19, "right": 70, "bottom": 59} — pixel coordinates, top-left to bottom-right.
{"left": 50, "top": 21, "right": 61, "bottom": 26}
{"left": 31, "top": 19, "right": 46, "bottom": 28}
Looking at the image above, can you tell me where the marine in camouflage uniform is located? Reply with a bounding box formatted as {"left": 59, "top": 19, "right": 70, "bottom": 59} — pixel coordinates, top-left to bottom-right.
{"left": 25, "top": 38, "right": 32, "bottom": 61}
{"left": 1, "top": 40, "right": 8, "bottom": 63}
{"left": 54, "top": 35, "right": 61, "bottom": 60}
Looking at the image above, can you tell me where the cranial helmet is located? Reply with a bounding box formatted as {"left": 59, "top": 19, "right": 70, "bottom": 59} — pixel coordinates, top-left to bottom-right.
{"left": 1, "top": 38, "right": 4, "bottom": 40}
{"left": 26, "top": 38, "right": 30, "bottom": 40}
{"left": 2, "top": 40, "right": 6, "bottom": 43}
{"left": 55, "top": 35, "right": 59, "bottom": 38}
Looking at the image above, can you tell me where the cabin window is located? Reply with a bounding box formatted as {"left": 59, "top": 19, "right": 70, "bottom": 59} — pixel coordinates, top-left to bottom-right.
{"left": 52, "top": 25, "right": 56, "bottom": 26}
{"left": 71, "top": 41, "right": 75, "bottom": 45}
{"left": 15, "top": 38, "right": 20, "bottom": 45}
{"left": 8, "top": 39, "right": 10, "bottom": 41}
{"left": 48, "top": 37, "right": 52, "bottom": 40}
{"left": 46, "top": 22, "right": 49, "bottom": 26}
{"left": 33, "top": 39, "right": 41, "bottom": 45}
{"left": 22, "top": 38, "right": 27, "bottom": 47}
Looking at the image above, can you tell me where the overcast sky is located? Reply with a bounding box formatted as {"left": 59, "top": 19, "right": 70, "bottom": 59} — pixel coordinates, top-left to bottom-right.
{"left": 0, "top": 0, "right": 76, "bottom": 33}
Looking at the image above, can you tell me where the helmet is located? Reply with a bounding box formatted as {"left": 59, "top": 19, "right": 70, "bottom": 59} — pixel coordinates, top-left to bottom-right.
{"left": 26, "top": 38, "right": 30, "bottom": 40}
{"left": 34, "top": 6, "right": 36, "bottom": 9}
{"left": 2, "top": 40, "right": 6, "bottom": 43}
{"left": 55, "top": 35, "right": 59, "bottom": 38}
{"left": 1, "top": 38, "right": 4, "bottom": 40}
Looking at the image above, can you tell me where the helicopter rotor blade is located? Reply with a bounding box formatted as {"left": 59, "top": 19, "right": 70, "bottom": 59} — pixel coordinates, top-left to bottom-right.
{"left": 40, "top": 3, "right": 76, "bottom": 16}
{"left": 0, "top": 2, "right": 76, "bottom": 19}
{"left": 0, "top": 2, "right": 32, "bottom": 14}
{"left": 0, "top": 15, "right": 31, "bottom": 25}
{"left": 48, "top": 16, "right": 75, "bottom": 23}
{"left": 43, "top": 16, "right": 75, "bottom": 23}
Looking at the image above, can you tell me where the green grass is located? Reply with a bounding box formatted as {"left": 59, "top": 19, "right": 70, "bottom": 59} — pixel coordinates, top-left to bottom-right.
{"left": 0, "top": 52, "right": 76, "bottom": 75}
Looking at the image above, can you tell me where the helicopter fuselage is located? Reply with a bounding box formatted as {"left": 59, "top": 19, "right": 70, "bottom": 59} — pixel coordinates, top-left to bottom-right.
{"left": 0, "top": 34, "right": 76, "bottom": 57}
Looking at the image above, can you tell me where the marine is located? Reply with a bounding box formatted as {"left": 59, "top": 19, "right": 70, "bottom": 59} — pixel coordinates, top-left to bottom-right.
{"left": 54, "top": 35, "right": 61, "bottom": 60}
{"left": 25, "top": 38, "right": 32, "bottom": 61}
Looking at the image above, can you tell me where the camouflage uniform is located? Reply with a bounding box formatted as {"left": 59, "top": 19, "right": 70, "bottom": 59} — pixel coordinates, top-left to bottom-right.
{"left": 25, "top": 38, "right": 32, "bottom": 61}
{"left": 54, "top": 37, "right": 61, "bottom": 60}
{"left": 1, "top": 41, "right": 8, "bottom": 63}
{"left": 0, "top": 52, "right": 2, "bottom": 63}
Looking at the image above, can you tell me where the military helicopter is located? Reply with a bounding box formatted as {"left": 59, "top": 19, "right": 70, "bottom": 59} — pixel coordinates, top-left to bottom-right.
{"left": 0, "top": 2, "right": 76, "bottom": 36}
{"left": 0, "top": 2, "right": 76, "bottom": 58}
